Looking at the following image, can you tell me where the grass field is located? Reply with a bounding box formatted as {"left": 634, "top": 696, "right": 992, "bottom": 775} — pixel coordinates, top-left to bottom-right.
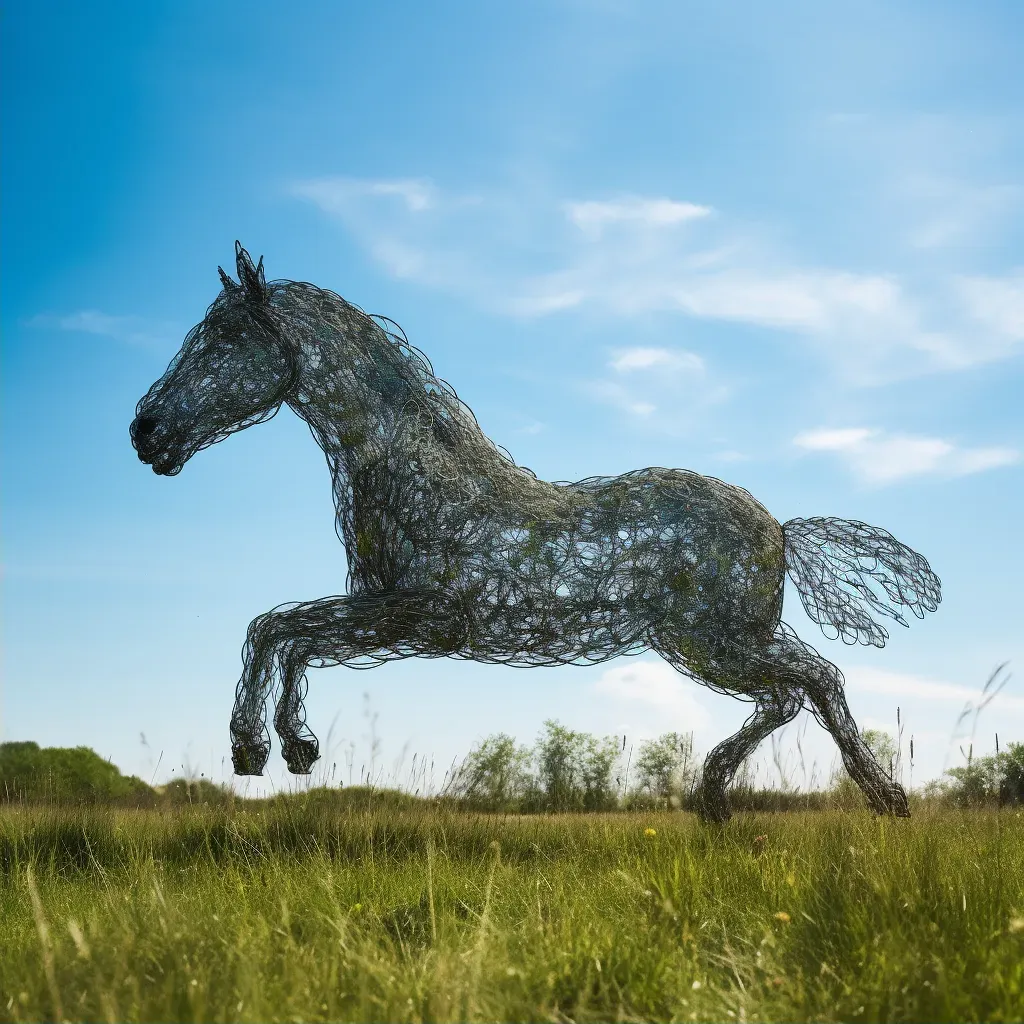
{"left": 2, "top": 795, "right": 1023, "bottom": 1023}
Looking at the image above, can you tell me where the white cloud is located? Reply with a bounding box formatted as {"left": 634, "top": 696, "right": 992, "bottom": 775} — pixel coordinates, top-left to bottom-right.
{"left": 795, "top": 427, "right": 875, "bottom": 451}
{"left": 673, "top": 270, "right": 900, "bottom": 329}
{"left": 845, "top": 666, "right": 1024, "bottom": 714}
{"left": 582, "top": 380, "right": 657, "bottom": 417}
{"left": 293, "top": 176, "right": 437, "bottom": 213}
{"left": 514, "top": 420, "right": 545, "bottom": 435}
{"left": 368, "top": 239, "right": 428, "bottom": 280}
{"left": 793, "top": 426, "right": 1019, "bottom": 484}
{"left": 26, "top": 310, "right": 179, "bottom": 351}
{"left": 509, "top": 289, "right": 587, "bottom": 315}
{"left": 584, "top": 346, "right": 723, "bottom": 429}
{"left": 954, "top": 270, "right": 1024, "bottom": 342}
{"left": 566, "top": 196, "right": 712, "bottom": 237}
{"left": 291, "top": 175, "right": 1024, "bottom": 383}
{"left": 899, "top": 176, "right": 1020, "bottom": 251}
{"left": 820, "top": 111, "right": 1022, "bottom": 253}
{"left": 594, "top": 659, "right": 712, "bottom": 731}
{"left": 609, "top": 347, "right": 705, "bottom": 373}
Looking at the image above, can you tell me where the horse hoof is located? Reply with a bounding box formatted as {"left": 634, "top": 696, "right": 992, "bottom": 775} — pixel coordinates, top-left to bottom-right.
{"left": 694, "top": 791, "right": 731, "bottom": 823}
{"left": 232, "top": 742, "right": 269, "bottom": 776}
{"left": 282, "top": 736, "right": 320, "bottom": 775}
{"left": 890, "top": 793, "right": 911, "bottom": 817}
{"left": 870, "top": 787, "right": 910, "bottom": 818}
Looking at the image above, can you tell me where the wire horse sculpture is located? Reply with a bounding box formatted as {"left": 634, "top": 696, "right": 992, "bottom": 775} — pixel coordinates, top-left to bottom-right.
{"left": 131, "top": 243, "right": 941, "bottom": 821}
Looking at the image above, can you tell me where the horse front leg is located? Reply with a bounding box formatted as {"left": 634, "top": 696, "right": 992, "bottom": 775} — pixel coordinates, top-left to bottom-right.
{"left": 232, "top": 591, "right": 467, "bottom": 777}
{"left": 230, "top": 608, "right": 281, "bottom": 775}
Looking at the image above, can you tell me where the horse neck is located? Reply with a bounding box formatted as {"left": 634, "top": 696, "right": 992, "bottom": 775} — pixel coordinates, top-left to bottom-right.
{"left": 287, "top": 333, "right": 406, "bottom": 481}
{"left": 280, "top": 295, "right": 581, "bottom": 522}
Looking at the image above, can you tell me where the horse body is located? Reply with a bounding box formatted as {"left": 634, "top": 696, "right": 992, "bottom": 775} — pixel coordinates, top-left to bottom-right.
{"left": 130, "top": 244, "right": 941, "bottom": 821}
{"left": 295, "top": 304, "right": 786, "bottom": 675}
{"left": 431, "top": 469, "right": 783, "bottom": 673}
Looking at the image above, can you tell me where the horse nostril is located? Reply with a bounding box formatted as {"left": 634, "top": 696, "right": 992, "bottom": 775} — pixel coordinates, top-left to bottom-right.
{"left": 134, "top": 415, "right": 158, "bottom": 437}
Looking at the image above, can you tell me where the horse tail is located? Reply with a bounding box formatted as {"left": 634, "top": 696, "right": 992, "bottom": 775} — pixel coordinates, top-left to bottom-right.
{"left": 781, "top": 517, "right": 941, "bottom": 648}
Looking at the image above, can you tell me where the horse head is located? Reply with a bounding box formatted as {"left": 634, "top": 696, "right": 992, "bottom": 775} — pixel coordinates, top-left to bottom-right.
{"left": 130, "top": 242, "right": 299, "bottom": 475}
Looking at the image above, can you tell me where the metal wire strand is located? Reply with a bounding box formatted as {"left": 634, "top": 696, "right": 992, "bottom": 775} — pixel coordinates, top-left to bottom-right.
{"left": 131, "top": 244, "right": 942, "bottom": 821}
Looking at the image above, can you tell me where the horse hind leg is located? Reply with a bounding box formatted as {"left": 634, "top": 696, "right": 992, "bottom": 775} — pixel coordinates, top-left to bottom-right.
{"left": 768, "top": 623, "right": 909, "bottom": 817}
{"left": 651, "top": 622, "right": 907, "bottom": 821}
{"left": 696, "top": 689, "right": 803, "bottom": 822}
{"left": 649, "top": 630, "right": 803, "bottom": 821}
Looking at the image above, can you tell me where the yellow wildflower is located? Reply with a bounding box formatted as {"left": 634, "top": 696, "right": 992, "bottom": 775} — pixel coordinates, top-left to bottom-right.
{"left": 774, "top": 911, "right": 791, "bottom": 923}
{"left": 644, "top": 827, "right": 657, "bottom": 837}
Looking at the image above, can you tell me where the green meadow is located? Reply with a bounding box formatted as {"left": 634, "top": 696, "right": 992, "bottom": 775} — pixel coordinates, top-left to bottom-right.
{"left": 2, "top": 796, "right": 1023, "bottom": 1023}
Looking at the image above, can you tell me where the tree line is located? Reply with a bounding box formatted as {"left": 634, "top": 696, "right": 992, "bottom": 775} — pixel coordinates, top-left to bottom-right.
{"left": 447, "top": 721, "right": 1024, "bottom": 812}
{"left": 3, "top": 727, "right": 1022, "bottom": 811}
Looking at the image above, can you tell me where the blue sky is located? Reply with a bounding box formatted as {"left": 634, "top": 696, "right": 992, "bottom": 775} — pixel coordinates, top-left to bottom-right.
{"left": 3, "top": 0, "right": 1023, "bottom": 796}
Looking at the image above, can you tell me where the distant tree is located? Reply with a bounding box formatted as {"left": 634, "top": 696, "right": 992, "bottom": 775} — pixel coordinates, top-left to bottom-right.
{"left": 944, "top": 741, "right": 1024, "bottom": 806}
{"left": 633, "top": 732, "right": 696, "bottom": 805}
{"left": 829, "top": 728, "right": 900, "bottom": 805}
{"left": 158, "top": 776, "right": 234, "bottom": 808}
{"left": 999, "top": 742, "right": 1024, "bottom": 804}
{"left": 578, "top": 731, "right": 621, "bottom": 811}
{"left": 863, "top": 728, "right": 899, "bottom": 776}
{"left": 449, "top": 733, "right": 535, "bottom": 810}
{"left": 534, "top": 720, "right": 619, "bottom": 812}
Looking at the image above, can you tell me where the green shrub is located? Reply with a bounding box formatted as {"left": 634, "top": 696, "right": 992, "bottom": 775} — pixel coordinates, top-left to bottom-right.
{"left": 0, "top": 741, "right": 154, "bottom": 806}
{"left": 943, "top": 741, "right": 1024, "bottom": 806}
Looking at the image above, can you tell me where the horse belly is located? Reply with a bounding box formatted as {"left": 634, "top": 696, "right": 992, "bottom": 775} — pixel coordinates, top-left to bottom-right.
{"left": 461, "top": 556, "right": 654, "bottom": 664}
{"left": 465, "top": 596, "right": 646, "bottom": 664}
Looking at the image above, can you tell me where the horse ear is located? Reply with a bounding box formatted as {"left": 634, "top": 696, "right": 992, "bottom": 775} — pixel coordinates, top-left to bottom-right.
{"left": 235, "top": 241, "right": 269, "bottom": 303}
{"left": 218, "top": 266, "right": 239, "bottom": 291}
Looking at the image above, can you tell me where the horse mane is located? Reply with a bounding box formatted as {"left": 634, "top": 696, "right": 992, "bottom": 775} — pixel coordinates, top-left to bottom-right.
{"left": 269, "top": 280, "right": 577, "bottom": 513}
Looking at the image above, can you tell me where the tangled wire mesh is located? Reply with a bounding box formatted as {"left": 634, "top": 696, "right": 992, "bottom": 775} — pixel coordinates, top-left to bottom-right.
{"left": 131, "top": 244, "right": 942, "bottom": 821}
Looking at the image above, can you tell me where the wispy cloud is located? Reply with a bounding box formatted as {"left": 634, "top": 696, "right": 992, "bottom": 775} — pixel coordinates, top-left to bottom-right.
{"left": 821, "top": 112, "right": 1022, "bottom": 256}
{"left": 513, "top": 419, "right": 546, "bottom": 435}
{"left": 608, "top": 347, "right": 705, "bottom": 373}
{"left": 793, "top": 426, "right": 1019, "bottom": 484}
{"left": 293, "top": 176, "right": 438, "bottom": 213}
{"left": 579, "top": 380, "right": 657, "bottom": 418}
{"left": 291, "top": 174, "right": 1024, "bottom": 384}
{"left": 594, "top": 660, "right": 712, "bottom": 731}
{"left": 579, "top": 344, "right": 728, "bottom": 424}
{"left": 26, "top": 310, "right": 180, "bottom": 351}
{"left": 904, "top": 177, "right": 1020, "bottom": 250}
{"left": 846, "top": 666, "right": 1024, "bottom": 714}
{"left": 954, "top": 270, "right": 1024, "bottom": 346}
{"left": 565, "top": 197, "right": 712, "bottom": 237}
